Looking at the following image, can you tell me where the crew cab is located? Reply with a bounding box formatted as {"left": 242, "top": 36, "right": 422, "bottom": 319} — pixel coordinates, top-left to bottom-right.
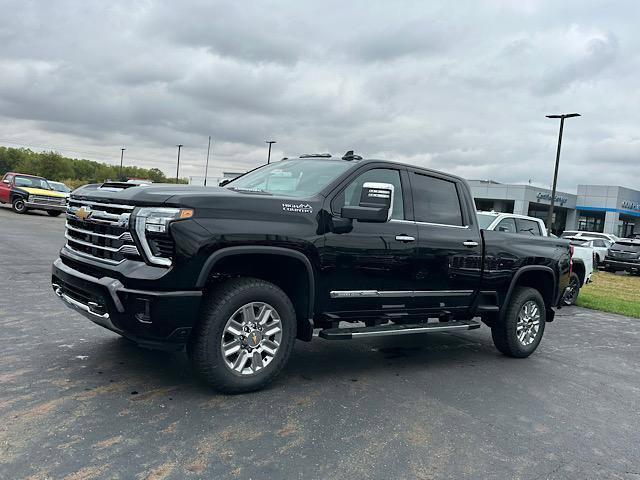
{"left": 477, "top": 212, "right": 593, "bottom": 305}
{"left": 52, "top": 154, "right": 571, "bottom": 392}
{"left": 0, "top": 172, "right": 68, "bottom": 216}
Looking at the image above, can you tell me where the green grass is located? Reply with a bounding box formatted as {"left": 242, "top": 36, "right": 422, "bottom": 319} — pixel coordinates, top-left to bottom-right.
{"left": 576, "top": 271, "right": 640, "bottom": 318}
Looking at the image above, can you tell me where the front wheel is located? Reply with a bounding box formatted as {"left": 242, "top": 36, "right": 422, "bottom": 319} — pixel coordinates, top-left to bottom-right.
{"left": 189, "top": 278, "right": 296, "bottom": 393}
{"left": 562, "top": 272, "right": 581, "bottom": 306}
{"left": 12, "top": 197, "right": 27, "bottom": 214}
{"left": 491, "top": 287, "right": 546, "bottom": 358}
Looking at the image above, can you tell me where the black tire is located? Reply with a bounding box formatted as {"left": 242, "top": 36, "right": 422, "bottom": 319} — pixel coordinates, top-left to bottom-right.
{"left": 11, "top": 197, "right": 27, "bottom": 214}
{"left": 562, "top": 272, "right": 581, "bottom": 306}
{"left": 47, "top": 211, "right": 63, "bottom": 217}
{"left": 491, "top": 287, "right": 546, "bottom": 358}
{"left": 189, "top": 277, "right": 297, "bottom": 393}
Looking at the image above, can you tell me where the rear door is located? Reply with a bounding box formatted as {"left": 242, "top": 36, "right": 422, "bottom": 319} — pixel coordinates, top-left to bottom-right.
{"left": 410, "top": 171, "right": 482, "bottom": 312}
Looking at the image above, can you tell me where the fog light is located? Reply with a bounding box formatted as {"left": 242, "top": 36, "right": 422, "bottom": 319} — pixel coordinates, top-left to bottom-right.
{"left": 134, "top": 298, "right": 152, "bottom": 324}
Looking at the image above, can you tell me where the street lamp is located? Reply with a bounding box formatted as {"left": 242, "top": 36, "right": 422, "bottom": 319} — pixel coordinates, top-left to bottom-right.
{"left": 204, "top": 136, "right": 212, "bottom": 186}
{"left": 545, "top": 113, "right": 580, "bottom": 233}
{"left": 176, "top": 144, "right": 183, "bottom": 184}
{"left": 119, "top": 148, "right": 126, "bottom": 180}
{"left": 265, "top": 140, "right": 276, "bottom": 164}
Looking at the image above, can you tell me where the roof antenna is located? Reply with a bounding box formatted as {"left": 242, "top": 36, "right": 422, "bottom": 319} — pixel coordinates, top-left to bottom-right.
{"left": 342, "top": 150, "right": 362, "bottom": 161}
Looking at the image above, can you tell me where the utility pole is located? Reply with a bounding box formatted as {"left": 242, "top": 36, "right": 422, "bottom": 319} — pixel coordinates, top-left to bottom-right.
{"left": 176, "top": 144, "right": 183, "bottom": 184}
{"left": 545, "top": 113, "right": 580, "bottom": 234}
{"left": 119, "top": 148, "right": 125, "bottom": 180}
{"left": 265, "top": 140, "right": 276, "bottom": 164}
{"left": 204, "top": 136, "right": 212, "bottom": 186}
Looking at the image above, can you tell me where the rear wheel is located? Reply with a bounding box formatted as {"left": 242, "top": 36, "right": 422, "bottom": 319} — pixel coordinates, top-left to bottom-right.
{"left": 11, "top": 197, "right": 27, "bottom": 214}
{"left": 47, "top": 211, "right": 62, "bottom": 217}
{"left": 491, "top": 287, "right": 546, "bottom": 358}
{"left": 189, "top": 278, "right": 296, "bottom": 393}
{"left": 562, "top": 272, "right": 581, "bottom": 306}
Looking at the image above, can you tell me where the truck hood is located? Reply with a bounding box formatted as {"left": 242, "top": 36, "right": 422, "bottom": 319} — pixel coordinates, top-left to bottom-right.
{"left": 71, "top": 184, "right": 231, "bottom": 206}
{"left": 69, "top": 184, "right": 321, "bottom": 212}
{"left": 17, "top": 187, "right": 68, "bottom": 198}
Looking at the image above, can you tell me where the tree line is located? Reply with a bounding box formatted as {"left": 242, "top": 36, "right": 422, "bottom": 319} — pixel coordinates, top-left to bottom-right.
{"left": 0, "top": 146, "right": 187, "bottom": 189}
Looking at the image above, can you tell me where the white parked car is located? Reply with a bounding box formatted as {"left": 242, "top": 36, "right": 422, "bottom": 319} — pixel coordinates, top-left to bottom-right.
{"left": 574, "top": 238, "right": 612, "bottom": 266}
{"left": 477, "top": 211, "right": 593, "bottom": 305}
{"left": 560, "top": 230, "right": 619, "bottom": 243}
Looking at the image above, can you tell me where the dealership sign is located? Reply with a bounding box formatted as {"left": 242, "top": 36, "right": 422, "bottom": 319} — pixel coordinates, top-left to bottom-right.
{"left": 621, "top": 200, "right": 640, "bottom": 212}
{"left": 537, "top": 192, "right": 568, "bottom": 206}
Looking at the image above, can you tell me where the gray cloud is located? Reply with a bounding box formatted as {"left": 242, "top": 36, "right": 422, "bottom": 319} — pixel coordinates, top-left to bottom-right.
{"left": 0, "top": 0, "right": 639, "bottom": 191}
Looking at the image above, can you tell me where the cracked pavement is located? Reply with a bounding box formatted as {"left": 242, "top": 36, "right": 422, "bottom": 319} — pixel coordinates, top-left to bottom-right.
{"left": 0, "top": 205, "right": 639, "bottom": 479}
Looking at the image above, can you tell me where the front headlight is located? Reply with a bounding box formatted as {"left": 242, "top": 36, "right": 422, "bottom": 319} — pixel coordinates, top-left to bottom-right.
{"left": 133, "top": 207, "right": 193, "bottom": 266}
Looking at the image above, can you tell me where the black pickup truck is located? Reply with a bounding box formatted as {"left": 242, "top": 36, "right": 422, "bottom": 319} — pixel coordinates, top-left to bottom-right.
{"left": 52, "top": 153, "right": 571, "bottom": 392}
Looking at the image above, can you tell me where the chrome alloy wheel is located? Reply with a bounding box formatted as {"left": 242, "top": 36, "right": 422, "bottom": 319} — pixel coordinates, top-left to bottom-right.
{"left": 516, "top": 300, "right": 541, "bottom": 346}
{"left": 221, "top": 302, "right": 283, "bottom": 376}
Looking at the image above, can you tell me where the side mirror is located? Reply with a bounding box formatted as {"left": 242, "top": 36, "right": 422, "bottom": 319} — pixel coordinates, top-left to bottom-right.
{"left": 498, "top": 226, "right": 509, "bottom": 232}
{"left": 341, "top": 182, "right": 394, "bottom": 223}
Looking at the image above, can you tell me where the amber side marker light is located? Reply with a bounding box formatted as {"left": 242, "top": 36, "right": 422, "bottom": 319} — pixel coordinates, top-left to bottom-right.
{"left": 179, "top": 209, "right": 194, "bottom": 219}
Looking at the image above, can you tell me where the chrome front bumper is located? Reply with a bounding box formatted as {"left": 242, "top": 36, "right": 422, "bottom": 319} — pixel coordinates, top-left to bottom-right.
{"left": 25, "top": 202, "right": 66, "bottom": 211}
{"left": 52, "top": 282, "right": 122, "bottom": 333}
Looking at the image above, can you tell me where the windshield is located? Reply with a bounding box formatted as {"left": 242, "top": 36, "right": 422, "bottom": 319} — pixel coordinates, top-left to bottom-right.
{"left": 226, "top": 159, "right": 354, "bottom": 198}
{"left": 476, "top": 213, "right": 497, "bottom": 229}
{"left": 50, "top": 182, "right": 71, "bottom": 193}
{"left": 14, "top": 176, "right": 51, "bottom": 190}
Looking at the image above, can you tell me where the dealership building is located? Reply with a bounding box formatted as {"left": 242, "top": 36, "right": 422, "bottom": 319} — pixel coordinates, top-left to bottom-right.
{"left": 469, "top": 180, "right": 640, "bottom": 237}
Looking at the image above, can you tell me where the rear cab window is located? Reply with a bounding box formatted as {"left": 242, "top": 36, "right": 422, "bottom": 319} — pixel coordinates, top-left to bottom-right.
{"left": 515, "top": 218, "right": 542, "bottom": 236}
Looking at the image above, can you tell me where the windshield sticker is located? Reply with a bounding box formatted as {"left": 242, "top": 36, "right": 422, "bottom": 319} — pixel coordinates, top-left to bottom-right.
{"left": 282, "top": 203, "right": 313, "bottom": 214}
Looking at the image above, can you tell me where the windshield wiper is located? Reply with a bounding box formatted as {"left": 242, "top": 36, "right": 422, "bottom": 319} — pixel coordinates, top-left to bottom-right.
{"left": 227, "top": 186, "right": 272, "bottom": 195}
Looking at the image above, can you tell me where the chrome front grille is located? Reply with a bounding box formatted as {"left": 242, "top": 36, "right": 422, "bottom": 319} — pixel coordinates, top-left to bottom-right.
{"left": 30, "top": 195, "right": 66, "bottom": 206}
{"left": 65, "top": 199, "right": 141, "bottom": 264}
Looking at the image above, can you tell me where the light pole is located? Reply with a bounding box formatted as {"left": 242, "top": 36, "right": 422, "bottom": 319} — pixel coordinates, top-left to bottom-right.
{"left": 545, "top": 113, "right": 580, "bottom": 234}
{"left": 265, "top": 140, "right": 276, "bottom": 164}
{"left": 176, "top": 144, "right": 183, "bottom": 184}
{"left": 119, "top": 148, "right": 125, "bottom": 180}
{"left": 204, "top": 136, "right": 212, "bottom": 186}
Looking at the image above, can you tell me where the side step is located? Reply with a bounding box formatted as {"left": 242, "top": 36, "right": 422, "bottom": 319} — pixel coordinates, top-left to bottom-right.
{"left": 319, "top": 320, "right": 481, "bottom": 340}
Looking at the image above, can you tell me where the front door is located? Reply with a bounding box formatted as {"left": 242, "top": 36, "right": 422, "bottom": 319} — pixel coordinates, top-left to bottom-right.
{"left": 0, "top": 176, "right": 12, "bottom": 203}
{"left": 319, "top": 166, "right": 418, "bottom": 317}
{"left": 408, "top": 171, "right": 482, "bottom": 313}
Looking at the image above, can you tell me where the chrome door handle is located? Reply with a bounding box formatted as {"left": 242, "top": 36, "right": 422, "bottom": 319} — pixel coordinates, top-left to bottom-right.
{"left": 463, "top": 241, "right": 479, "bottom": 247}
{"left": 395, "top": 235, "right": 415, "bottom": 242}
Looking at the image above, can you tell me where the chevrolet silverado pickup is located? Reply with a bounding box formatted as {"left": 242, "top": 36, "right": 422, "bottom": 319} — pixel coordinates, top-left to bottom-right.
{"left": 1, "top": 172, "right": 68, "bottom": 215}
{"left": 52, "top": 153, "right": 571, "bottom": 393}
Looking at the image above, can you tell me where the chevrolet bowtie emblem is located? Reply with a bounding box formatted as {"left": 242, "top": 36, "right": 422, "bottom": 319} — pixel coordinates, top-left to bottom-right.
{"left": 75, "top": 206, "right": 92, "bottom": 220}
{"left": 252, "top": 333, "right": 257, "bottom": 344}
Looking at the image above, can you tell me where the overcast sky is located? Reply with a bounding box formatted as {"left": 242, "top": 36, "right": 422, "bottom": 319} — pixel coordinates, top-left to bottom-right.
{"left": 1, "top": 0, "right": 639, "bottom": 192}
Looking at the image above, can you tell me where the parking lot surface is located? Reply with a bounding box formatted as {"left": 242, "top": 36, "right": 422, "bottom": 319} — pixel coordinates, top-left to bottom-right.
{"left": 1, "top": 206, "right": 639, "bottom": 479}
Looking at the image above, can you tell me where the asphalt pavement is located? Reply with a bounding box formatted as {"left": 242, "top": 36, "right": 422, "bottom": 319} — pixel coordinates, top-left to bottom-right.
{"left": 0, "top": 205, "right": 639, "bottom": 479}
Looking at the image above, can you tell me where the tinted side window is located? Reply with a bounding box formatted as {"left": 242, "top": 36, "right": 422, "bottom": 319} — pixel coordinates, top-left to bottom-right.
{"left": 515, "top": 218, "right": 542, "bottom": 236}
{"left": 495, "top": 218, "right": 517, "bottom": 233}
{"left": 592, "top": 240, "right": 605, "bottom": 248}
{"left": 411, "top": 173, "right": 463, "bottom": 226}
{"left": 332, "top": 168, "right": 404, "bottom": 220}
